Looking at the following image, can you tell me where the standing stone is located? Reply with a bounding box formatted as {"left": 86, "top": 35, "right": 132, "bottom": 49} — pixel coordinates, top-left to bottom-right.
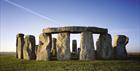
{"left": 72, "top": 40, "right": 77, "bottom": 54}
{"left": 77, "top": 48, "right": 80, "bottom": 59}
{"left": 80, "top": 31, "right": 95, "bottom": 60}
{"left": 51, "top": 38, "right": 57, "bottom": 59}
{"left": 36, "top": 33, "right": 52, "bottom": 61}
{"left": 23, "top": 35, "right": 36, "bottom": 60}
{"left": 16, "top": 33, "right": 24, "bottom": 59}
{"left": 56, "top": 32, "right": 71, "bottom": 60}
{"left": 71, "top": 40, "right": 78, "bottom": 60}
{"left": 35, "top": 45, "right": 38, "bottom": 56}
{"left": 96, "top": 34, "right": 113, "bottom": 59}
{"left": 113, "top": 35, "right": 129, "bottom": 58}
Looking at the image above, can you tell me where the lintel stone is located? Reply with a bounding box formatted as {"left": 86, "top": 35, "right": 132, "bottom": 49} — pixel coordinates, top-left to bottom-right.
{"left": 43, "top": 26, "right": 108, "bottom": 34}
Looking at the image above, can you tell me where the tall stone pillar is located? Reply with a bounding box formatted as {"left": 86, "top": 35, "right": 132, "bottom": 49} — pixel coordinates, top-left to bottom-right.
{"left": 51, "top": 38, "right": 57, "bottom": 59}
{"left": 23, "top": 35, "right": 36, "bottom": 60}
{"left": 96, "top": 34, "right": 113, "bottom": 59}
{"left": 80, "top": 31, "right": 95, "bottom": 60}
{"left": 113, "top": 35, "right": 129, "bottom": 58}
{"left": 36, "top": 33, "right": 52, "bottom": 61}
{"left": 16, "top": 33, "right": 24, "bottom": 59}
{"left": 72, "top": 40, "right": 77, "bottom": 54}
{"left": 56, "top": 32, "right": 71, "bottom": 60}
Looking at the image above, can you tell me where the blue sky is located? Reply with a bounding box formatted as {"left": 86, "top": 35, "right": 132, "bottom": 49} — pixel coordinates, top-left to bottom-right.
{"left": 0, "top": 0, "right": 140, "bottom": 52}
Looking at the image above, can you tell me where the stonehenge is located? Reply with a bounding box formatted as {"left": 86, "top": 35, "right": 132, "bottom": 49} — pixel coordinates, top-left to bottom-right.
{"left": 16, "top": 26, "right": 129, "bottom": 61}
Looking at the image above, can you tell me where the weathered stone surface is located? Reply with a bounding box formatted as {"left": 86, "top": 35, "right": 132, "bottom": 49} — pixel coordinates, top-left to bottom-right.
{"left": 43, "top": 26, "right": 108, "bottom": 34}
{"left": 71, "top": 40, "right": 78, "bottom": 60}
{"left": 23, "top": 35, "right": 36, "bottom": 60}
{"left": 80, "top": 32, "right": 95, "bottom": 60}
{"left": 78, "top": 48, "right": 81, "bottom": 59}
{"left": 35, "top": 45, "right": 38, "bottom": 56}
{"left": 72, "top": 40, "right": 77, "bottom": 54}
{"left": 113, "top": 35, "right": 129, "bottom": 58}
{"left": 51, "top": 38, "right": 57, "bottom": 57}
{"left": 16, "top": 33, "right": 24, "bottom": 59}
{"left": 96, "top": 34, "right": 113, "bottom": 59}
{"left": 36, "top": 33, "right": 52, "bottom": 61}
{"left": 56, "top": 32, "right": 71, "bottom": 60}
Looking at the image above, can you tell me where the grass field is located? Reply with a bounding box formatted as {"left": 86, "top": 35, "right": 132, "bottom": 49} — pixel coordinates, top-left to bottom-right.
{"left": 0, "top": 52, "right": 140, "bottom": 71}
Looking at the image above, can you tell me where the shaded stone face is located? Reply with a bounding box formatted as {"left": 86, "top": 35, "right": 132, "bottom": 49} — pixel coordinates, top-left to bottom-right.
{"left": 72, "top": 40, "right": 77, "bottom": 53}
{"left": 51, "top": 38, "right": 57, "bottom": 59}
{"left": 56, "top": 32, "right": 71, "bottom": 60}
{"left": 80, "top": 31, "right": 95, "bottom": 60}
{"left": 96, "top": 34, "right": 113, "bottom": 59}
{"left": 43, "top": 26, "right": 108, "bottom": 34}
{"left": 36, "top": 33, "right": 52, "bottom": 61}
{"left": 16, "top": 33, "right": 24, "bottom": 59}
{"left": 77, "top": 48, "right": 81, "bottom": 59}
{"left": 23, "top": 35, "right": 36, "bottom": 60}
{"left": 113, "top": 35, "right": 129, "bottom": 58}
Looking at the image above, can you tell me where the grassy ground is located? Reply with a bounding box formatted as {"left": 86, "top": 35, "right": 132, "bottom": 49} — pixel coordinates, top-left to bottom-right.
{"left": 0, "top": 52, "right": 140, "bottom": 71}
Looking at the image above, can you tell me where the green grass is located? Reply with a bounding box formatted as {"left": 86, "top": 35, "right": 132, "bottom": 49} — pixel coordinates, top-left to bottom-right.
{"left": 0, "top": 53, "right": 140, "bottom": 71}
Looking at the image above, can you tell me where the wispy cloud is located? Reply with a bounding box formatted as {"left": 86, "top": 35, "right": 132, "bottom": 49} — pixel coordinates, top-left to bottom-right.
{"left": 4, "top": 0, "right": 60, "bottom": 25}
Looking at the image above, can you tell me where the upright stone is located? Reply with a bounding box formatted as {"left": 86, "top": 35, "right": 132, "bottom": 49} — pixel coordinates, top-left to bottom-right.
{"left": 51, "top": 38, "right": 57, "bottom": 59}
{"left": 78, "top": 48, "right": 81, "bottom": 59}
{"left": 72, "top": 40, "right": 77, "bottom": 54}
{"left": 16, "top": 33, "right": 24, "bottom": 59}
{"left": 71, "top": 40, "right": 78, "bottom": 60}
{"left": 56, "top": 32, "right": 71, "bottom": 60}
{"left": 80, "top": 31, "right": 95, "bottom": 60}
{"left": 96, "top": 34, "right": 113, "bottom": 59}
{"left": 113, "top": 35, "right": 129, "bottom": 58}
{"left": 23, "top": 35, "right": 36, "bottom": 60}
{"left": 36, "top": 33, "right": 52, "bottom": 61}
